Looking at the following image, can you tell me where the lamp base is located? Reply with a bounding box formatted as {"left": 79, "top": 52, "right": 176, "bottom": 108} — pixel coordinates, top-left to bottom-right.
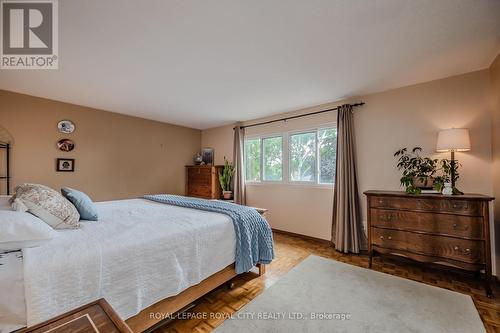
{"left": 452, "top": 187, "right": 464, "bottom": 195}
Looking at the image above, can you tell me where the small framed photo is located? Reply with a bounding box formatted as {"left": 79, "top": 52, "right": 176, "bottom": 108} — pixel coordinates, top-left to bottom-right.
{"left": 56, "top": 158, "right": 75, "bottom": 172}
{"left": 202, "top": 148, "right": 214, "bottom": 165}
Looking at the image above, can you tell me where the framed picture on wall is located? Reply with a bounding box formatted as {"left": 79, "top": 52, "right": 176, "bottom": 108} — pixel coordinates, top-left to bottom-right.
{"left": 56, "top": 158, "right": 75, "bottom": 172}
{"left": 57, "top": 139, "right": 75, "bottom": 152}
{"left": 202, "top": 148, "right": 214, "bottom": 165}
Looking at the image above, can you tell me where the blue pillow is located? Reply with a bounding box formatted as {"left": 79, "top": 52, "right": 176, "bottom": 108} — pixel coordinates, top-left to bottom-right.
{"left": 61, "top": 187, "right": 98, "bottom": 221}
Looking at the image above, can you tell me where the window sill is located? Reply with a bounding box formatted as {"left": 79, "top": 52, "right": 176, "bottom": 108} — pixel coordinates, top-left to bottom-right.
{"left": 245, "top": 182, "right": 334, "bottom": 189}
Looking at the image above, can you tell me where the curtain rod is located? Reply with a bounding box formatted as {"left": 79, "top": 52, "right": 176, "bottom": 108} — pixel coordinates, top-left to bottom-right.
{"left": 235, "top": 102, "right": 365, "bottom": 130}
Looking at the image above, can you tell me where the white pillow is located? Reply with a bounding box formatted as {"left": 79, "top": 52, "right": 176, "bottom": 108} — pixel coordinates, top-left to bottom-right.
{"left": 0, "top": 210, "right": 57, "bottom": 251}
{"left": 0, "top": 195, "right": 11, "bottom": 210}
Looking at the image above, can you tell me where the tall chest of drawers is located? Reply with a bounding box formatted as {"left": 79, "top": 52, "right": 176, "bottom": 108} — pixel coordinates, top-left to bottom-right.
{"left": 185, "top": 165, "right": 223, "bottom": 199}
{"left": 364, "top": 190, "right": 494, "bottom": 297}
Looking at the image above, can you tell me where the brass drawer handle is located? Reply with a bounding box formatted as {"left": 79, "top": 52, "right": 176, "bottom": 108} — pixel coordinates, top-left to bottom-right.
{"left": 452, "top": 223, "right": 469, "bottom": 230}
{"left": 380, "top": 215, "right": 393, "bottom": 222}
{"left": 380, "top": 236, "right": 392, "bottom": 240}
{"left": 452, "top": 202, "right": 468, "bottom": 209}
{"left": 380, "top": 236, "right": 384, "bottom": 240}
{"left": 453, "top": 246, "right": 471, "bottom": 255}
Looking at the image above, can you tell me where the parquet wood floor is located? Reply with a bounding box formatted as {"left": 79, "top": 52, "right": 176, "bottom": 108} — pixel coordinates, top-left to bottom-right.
{"left": 154, "top": 232, "right": 500, "bottom": 333}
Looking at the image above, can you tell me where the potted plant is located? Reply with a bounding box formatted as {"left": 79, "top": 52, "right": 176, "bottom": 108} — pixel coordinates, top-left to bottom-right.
{"left": 394, "top": 147, "right": 439, "bottom": 194}
{"left": 218, "top": 157, "right": 235, "bottom": 200}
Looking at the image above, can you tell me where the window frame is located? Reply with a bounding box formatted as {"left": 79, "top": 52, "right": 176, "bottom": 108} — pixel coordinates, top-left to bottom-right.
{"left": 244, "top": 133, "right": 284, "bottom": 184}
{"left": 244, "top": 123, "right": 336, "bottom": 187}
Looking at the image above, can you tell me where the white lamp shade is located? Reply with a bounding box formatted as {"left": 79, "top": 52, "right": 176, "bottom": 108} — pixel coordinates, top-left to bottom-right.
{"left": 436, "top": 128, "right": 471, "bottom": 152}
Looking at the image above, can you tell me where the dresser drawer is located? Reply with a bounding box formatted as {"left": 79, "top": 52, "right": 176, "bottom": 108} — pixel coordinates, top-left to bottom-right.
{"left": 187, "top": 184, "right": 212, "bottom": 198}
{"left": 371, "top": 209, "right": 484, "bottom": 239}
{"left": 370, "top": 196, "right": 482, "bottom": 216}
{"left": 371, "top": 228, "right": 485, "bottom": 264}
{"left": 187, "top": 167, "right": 213, "bottom": 179}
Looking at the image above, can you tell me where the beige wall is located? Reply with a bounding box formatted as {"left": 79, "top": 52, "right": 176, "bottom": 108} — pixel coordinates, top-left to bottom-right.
{"left": 0, "top": 90, "right": 201, "bottom": 201}
{"left": 202, "top": 125, "right": 235, "bottom": 165}
{"left": 490, "top": 54, "right": 500, "bottom": 273}
{"left": 202, "top": 70, "right": 494, "bottom": 250}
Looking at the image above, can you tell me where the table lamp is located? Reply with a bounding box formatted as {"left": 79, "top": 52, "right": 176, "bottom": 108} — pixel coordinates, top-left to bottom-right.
{"left": 436, "top": 128, "right": 471, "bottom": 194}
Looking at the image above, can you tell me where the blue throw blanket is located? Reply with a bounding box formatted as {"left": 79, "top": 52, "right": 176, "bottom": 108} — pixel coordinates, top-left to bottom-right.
{"left": 143, "top": 194, "right": 274, "bottom": 273}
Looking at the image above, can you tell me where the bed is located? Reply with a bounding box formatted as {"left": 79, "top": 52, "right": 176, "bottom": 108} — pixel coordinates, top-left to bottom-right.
{"left": 0, "top": 198, "right": 271, "bottom": 333}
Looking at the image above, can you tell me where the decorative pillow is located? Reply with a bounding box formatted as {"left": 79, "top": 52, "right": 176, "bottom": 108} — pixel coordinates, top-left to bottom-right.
{"left": 11, "top": 184, "right": 80, "bottom": 229}
{"left": 0, "top": 210, "right": 57, "bottom": 250}
{"left": 61, "top": 187, "right": 98, "bottom": 221}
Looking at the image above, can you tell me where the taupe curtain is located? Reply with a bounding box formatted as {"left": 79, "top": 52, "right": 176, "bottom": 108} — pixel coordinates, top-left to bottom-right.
{"left": 233, "top": 124, "right": 246, "bottom": 205}
{"left": 332, "top": 104, "right": 362, "bottom": 253}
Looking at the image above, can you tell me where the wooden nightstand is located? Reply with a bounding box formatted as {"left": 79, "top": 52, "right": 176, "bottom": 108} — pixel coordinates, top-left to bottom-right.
{"left": 252, "top": 207, "right": 268, "bottom": 217}
{"left": 18, "top": 299, "right": 132, "bottom": 333}
{"left": 213, "top": 199, "right": 268, "bottom": 217}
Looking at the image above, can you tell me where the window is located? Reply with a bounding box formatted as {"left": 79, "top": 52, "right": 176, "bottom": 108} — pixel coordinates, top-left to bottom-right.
{"left": 244, "top": 127, "right": 336, "bottom": 185}
{"left": 318, "top": 128, "right": 337, "bottom": 184}
{"left": 245, "top": 138, "right": 260, "bottom": 181}
{"left": 289, "top": 132, "right": 316, "bottom": 182}
{"left": 262, "top": 136, "right": 283, "bottom": 181}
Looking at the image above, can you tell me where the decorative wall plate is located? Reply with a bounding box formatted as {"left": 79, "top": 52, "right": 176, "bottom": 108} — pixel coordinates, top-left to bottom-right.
{"left": 57, "top": 138, "right": 75, "bottom": 152}
{"left": 57, "top": 120, "right": 75, "bottom": 134}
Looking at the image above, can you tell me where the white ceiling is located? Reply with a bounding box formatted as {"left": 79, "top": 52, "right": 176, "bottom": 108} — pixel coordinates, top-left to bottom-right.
{"left": 1, "top": 0, "right": 499, "bottom": 129}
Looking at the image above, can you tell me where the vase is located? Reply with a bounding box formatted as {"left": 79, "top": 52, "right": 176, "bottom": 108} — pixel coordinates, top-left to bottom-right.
{"left": 412, "top": 176, "right": 434, "bottom": 190}
{"left": 442, "top": 182, "right": 453, "bottom": 195}
{"left": 194, "top": 153, "right": 203, "bottom": 165}
{"left": 222, "top": 191, "right": 232, "bottom": 200}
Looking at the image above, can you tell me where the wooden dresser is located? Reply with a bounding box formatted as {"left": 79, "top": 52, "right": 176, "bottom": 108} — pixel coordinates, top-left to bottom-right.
{"left": 186, "top": 165, "right": 223, "bottom": 199}
{"left": 19, "top": 299, "right": 132, "bottom": 333}
{"left": 364, "top": 190, "right": 494, "bottom": 297}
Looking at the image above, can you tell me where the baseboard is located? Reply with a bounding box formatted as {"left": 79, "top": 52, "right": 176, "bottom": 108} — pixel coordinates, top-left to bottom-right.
{"left": 271, "top": 228, "right": 332, "bottom": 246}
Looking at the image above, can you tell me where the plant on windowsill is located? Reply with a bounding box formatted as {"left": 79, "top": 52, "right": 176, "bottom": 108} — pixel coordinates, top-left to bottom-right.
{"left": 218, "top": 157, "right": 235, "bottom": 200}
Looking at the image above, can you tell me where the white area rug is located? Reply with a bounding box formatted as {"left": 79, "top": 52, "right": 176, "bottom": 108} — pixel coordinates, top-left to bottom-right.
{"left": 216, "top": 255, "right": 485, "bottom": 333}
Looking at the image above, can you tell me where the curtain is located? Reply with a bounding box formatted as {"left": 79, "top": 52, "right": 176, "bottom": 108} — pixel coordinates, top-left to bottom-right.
{"left": 233, "top": 123, "right": 246, "bottom": 205}
{"left": 332, "top": 104, "right": 362, "bottom": 253}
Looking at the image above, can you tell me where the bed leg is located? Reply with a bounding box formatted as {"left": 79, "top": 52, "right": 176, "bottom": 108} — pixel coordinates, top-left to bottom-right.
{"left": 257, "top": 263, "right": 266, "bottom": 276}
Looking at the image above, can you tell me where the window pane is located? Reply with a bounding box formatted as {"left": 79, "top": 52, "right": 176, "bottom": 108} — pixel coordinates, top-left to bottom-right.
{"left": 263, "top": 136, "right": 283, "bottom": 181}
{"left": 318, "top": 128, "right": 337, "bottom": 184}
{"left": 289, "top": 132, "right": 316, "bottom": 181}
{"left": 245, "top": 139, "right": 261, "bottom": 181}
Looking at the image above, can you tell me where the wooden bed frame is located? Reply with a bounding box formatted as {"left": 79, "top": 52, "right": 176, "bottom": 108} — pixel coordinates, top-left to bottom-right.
{"left": 126, "top": 263, "right": 266, "bottom": 332}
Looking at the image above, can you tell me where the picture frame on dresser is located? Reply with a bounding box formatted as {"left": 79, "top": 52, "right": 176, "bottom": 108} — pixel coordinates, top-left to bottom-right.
{"left": 364, "top": 190, "right": 495, "bottom": 298}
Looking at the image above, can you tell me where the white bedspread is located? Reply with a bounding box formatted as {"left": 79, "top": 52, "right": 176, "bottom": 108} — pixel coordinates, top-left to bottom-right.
{"left": 0, "top": 251, "right": 25, "bottom": 333}
{"left": 21, "top": 199, "right": 236, "bottom": 326}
